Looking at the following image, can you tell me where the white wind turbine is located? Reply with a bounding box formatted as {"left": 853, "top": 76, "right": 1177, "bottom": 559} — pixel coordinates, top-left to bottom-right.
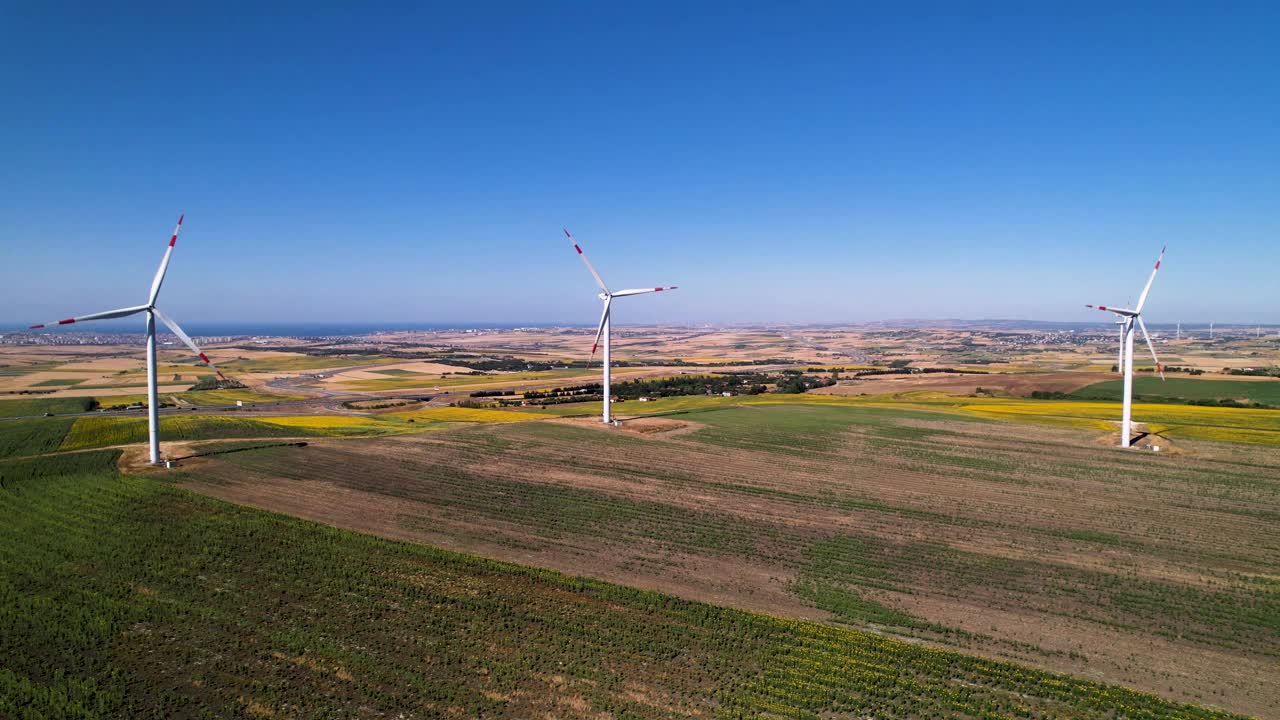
{"left": 29, "top": 215, "right": 225, "bottom": 464}
{"left": 564, "top": 229, "right": 677, "bottom": 424}
{"left": 1086, "top": 246, "right": 1166, "bottom": 448}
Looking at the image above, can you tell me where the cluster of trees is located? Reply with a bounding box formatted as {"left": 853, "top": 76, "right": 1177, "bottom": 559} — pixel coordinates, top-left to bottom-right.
{"left": 1112, "top": 365, "right": 1202, "bottom": 375}
{"left": 190, "top": 376, "right": 247, "bottom": 391}
{"left": 1157, "top": 366, "right": 1208, "bottom": 375}
{"left": 469, "top": 389, "right": 516, "bottom": 398}
{"left": 1226, "top": 366, "right": 1280, "bottom": 377}
{"left": 523, "top": 384, "right": 601, "bottom": 401}
{"left": 609, "top": 373, "right": 773, "bottom": 400}
{"left": 774, "top": 370, "right": 835, "bottom": 394}
{"left": 852, "top": 366, "right": 987, "bottom": 378}
{"left": 512, "top": 370, "right": 840, "bottom": 407}
{"left": 1184, "top": 397, "right": 1274, "bottom": 409}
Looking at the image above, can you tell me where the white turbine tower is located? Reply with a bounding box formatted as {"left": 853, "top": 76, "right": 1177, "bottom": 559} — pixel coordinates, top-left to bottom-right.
{"left": 1086, "top": 246, "right": 1166, "bottom": 448}
{"left": 564, "top": 229, "right": 677, "bottom": 425}
{"left": 29, "top": 216, "right": 224, "bottom": 464}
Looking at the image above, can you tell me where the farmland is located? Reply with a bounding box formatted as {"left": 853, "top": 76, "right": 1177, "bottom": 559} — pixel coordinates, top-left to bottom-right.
{"left": 329, "top": 366, "right": 656, "bottom": 392}
{"left": 0, "top": 454, "right": 1252, "bottom": 719}
{"left": 1073, "top": 376, "right": 1280, "bottom": 405}
{"left": 523, "top": 391, "right": 1280, "bottom": 446}
{"left": 4, "top": 325, "right": 1278, "bottom": 717}
{"left": 178, "top": 402, "right": 1280, "bottom": 716}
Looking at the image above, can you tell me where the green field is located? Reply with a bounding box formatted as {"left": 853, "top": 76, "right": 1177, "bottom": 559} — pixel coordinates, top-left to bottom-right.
{"left": 1073, "top": 376, "right": 1280, "bottom": 405}
{"left": 55, "top": 414, "right": 422, "bottom": 452}
{"left": 31, "top": 377, "right": 86, "bottom": 387}
{"left": 0, "top": 455, "right": 1247, "bottom": 719}
{"left": 0, "top": 417, "right": 75, "bottom": 456}
{"left": 0, "top": 448, "right": 122, "bottom": 483}
{"left": 528, "top": 391, "right": 1280, "bottom": 446}
{"left": 0, "top": 396, "right": 97, "bottom": 418}
{"left": 0, "top": 404, "right": 546, "bottom": 457}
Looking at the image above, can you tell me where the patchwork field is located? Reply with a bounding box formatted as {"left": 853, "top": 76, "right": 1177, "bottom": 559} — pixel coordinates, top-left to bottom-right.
{"left": 0, "top": 453, "right": 1253, "bottom": 719}
{"left": 175, "top": 401, "right": 1280, "bottom": 717}
{"left": 4, "top": 326, "right": 1276, "bottom": 718}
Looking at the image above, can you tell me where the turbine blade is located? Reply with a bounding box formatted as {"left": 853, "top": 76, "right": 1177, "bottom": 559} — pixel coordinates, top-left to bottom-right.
{"left": 29, "top": 304, "right": 148, "bottom": 328}
{"left": 1086, "top": 304, "right": 1137, "bottom": 317}
{"left": 1134, "top": 245, "right": 1165, "bottom": 313}
{"left": 611, "top": 286, "right": 679, "bottom": 297}
{"left": 148, "top": 214, "right": 184, "bottom": 305}
{"left": 588, "top": 297, "right": 611, "bottom": 366}
{"left": 564, "top": 228, "right": 609, "bottom": 293}
{"left": 152, "top": 307, "right": 226, "bottom": 380}
{"left": 1136, "top": 316, "right": 1164, "bottom": 381}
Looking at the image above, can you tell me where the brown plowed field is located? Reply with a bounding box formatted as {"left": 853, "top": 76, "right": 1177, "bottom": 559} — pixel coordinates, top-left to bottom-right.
{"left": 176, "top": 403, "right": 1280, "bottom": 717}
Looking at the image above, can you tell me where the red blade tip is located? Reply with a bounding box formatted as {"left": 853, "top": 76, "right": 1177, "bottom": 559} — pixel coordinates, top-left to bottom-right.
{"left": 58, "top": 318, "right": 76, "bottom": 325}
{"left": 29, "top": 324, "right": 44, "bottom": 329}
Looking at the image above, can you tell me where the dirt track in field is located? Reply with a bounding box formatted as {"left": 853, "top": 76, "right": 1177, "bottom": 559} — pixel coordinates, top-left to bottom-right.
{"left": 178, "top": 408, "right": 1280, "bottom": 717}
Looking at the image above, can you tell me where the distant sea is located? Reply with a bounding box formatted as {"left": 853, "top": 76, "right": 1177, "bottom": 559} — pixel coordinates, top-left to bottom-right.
{"left": 0, "top": 322, "right": 589, "bottom": 336}
{"left": 0, "top": 319, "right": 1265, "bottom": 337}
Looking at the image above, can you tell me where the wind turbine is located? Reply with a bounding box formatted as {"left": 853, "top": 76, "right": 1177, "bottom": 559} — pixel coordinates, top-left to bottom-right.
{"left": 564, "top": 229, "right": 677, "bottom": 425}
{"left": 29, "top": 216, "right": 224, "bottom": 464}
{"left": 1086, "top": 246, "right": 1166, "bottom": 448}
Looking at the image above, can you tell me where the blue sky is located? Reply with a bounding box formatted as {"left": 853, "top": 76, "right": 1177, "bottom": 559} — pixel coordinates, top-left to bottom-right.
{"left": 2, "top": 2, "right": 1277, "bottom": 326}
